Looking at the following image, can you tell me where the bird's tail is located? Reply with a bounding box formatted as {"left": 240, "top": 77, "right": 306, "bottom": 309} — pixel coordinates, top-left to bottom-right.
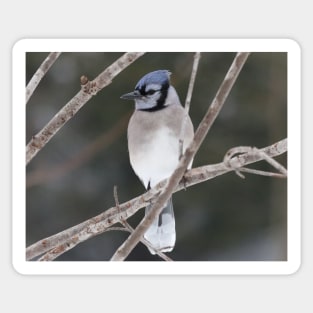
{"left": 144, "top": 197, "right": 176, "bottom": 254}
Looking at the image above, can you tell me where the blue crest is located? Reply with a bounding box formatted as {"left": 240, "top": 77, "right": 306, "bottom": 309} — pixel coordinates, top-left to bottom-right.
{"left": 135, "top": 70, "right": 171, "bottom": 91}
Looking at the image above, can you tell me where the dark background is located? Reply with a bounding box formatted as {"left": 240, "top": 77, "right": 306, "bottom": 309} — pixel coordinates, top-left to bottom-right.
{"left": 26, "top": 52, "right": 287, "bottom": 261}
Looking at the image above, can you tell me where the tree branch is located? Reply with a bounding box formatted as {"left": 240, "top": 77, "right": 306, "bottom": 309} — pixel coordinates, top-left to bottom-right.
{"left": 26, "top": 52, "right": 62, "bottom": 105}
{"left": 179, "top": 52, "right": 201, "bottom": 158}
{"left": 110, "top": 52, "right": 251, "bottom": 261}
{"left": 223, "top": 146, "right": 287, "bottom": 179}
{"left": 26, "top": 138, "right": 287, "bottom": 261}
{"left": 26, "top": 52, "right": 145, "bottom": 165}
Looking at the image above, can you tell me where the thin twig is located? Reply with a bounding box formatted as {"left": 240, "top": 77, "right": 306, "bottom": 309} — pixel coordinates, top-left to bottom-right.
{"left": 26, "top": 52, "right": 145, "bottom": 165}
{"left": 254, "top": 148, "right": 287, "bottom": 176}
{"left": 26, "top": 138, "right": 286, "bottom": 261}
{"left": 110, "top": 52, "right": 251, "bottom": 261}
{"left": 26, "top": 52, "right": 62, "bottom": 105}
{"left": 179, "top": 52, "right": 201, "bottom": 158}
{"left": 236, "top": 167, "right": 287, "bottom": 178}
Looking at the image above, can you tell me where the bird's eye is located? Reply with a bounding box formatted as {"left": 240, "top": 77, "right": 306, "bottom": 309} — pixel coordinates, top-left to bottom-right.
{"left": 146, "top": 89, "right": 156, "bottom": 95}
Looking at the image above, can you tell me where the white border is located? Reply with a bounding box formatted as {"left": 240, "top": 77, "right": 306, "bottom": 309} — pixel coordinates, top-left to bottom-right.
{"left": 12, "top": 39, "right": 301, "bottom": 275}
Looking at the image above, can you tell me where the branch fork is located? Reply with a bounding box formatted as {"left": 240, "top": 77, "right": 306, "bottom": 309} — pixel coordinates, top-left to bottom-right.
{"left": 26, "top": 138, "right": 287, "bottom": 261}
{"left": 224, "top": 146, "right": 287, "bottom": 179}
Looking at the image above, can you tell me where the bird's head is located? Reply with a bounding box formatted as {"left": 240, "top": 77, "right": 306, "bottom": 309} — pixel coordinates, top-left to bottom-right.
{"left": 121, "top": 70, "right": 176, "bottom": 111}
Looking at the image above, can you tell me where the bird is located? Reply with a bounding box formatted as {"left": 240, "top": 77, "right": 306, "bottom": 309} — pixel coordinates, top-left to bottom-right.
{"left": 121, "top": 70, "right": 194, "bottom": 254}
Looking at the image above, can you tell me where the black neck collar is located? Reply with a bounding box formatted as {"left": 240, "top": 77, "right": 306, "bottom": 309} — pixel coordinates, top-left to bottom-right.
{"left": 139, "top": 104, "right": 167, "bottom": 112}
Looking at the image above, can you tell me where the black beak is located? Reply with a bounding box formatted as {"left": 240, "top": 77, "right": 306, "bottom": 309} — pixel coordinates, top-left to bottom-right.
{"left": 120, "top": 90, "right": 142, "bottom": 100}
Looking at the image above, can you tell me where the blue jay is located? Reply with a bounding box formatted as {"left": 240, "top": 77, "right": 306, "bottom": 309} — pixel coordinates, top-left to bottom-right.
{"left": 121, "top": 70, "right": 194, "bottom": 254}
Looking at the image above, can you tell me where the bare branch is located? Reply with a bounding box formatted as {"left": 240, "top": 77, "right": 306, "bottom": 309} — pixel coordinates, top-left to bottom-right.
{"left": 38, "top": 227, "right": 129, "bottom": 261}
{"left": 235, "top": 167, "right": 287, "bottom": 178}
{"left": 26, "top": 138, "right": 286, "bottom": 261}
{"left": 26, "top": 52, "right": 61, "bottom": 105}
{"left": 110, "top": 52, "right": 251, "bottom": 261}
{"left": 224, "top": 146, "right": 287, "bottom": 178}
{"left": 253, "top": 148, "right": 287, "bottom": 176}
{"left": 185, "top": 53, "right": 201, "bottom": 111}
{"left": 26, "top": 52, "right": 145, "bottom": 165}
{"left": 179, "top": 52, "right": 201, "bottom": 158}
{"left": 38, "top": 186, "right": 173, "bottom": 262}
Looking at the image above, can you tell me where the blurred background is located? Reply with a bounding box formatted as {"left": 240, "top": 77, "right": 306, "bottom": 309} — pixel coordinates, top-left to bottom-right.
{"left": 26, "top": 52, "right": 287, "bottom": 261}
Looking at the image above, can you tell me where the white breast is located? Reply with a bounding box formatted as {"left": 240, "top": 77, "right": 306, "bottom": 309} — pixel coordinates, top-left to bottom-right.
{"left": 128, "top": 102, "right": 194, "bottom": 190}
{"left": 129, "top": 126, "right": 180, "bottom": 189}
